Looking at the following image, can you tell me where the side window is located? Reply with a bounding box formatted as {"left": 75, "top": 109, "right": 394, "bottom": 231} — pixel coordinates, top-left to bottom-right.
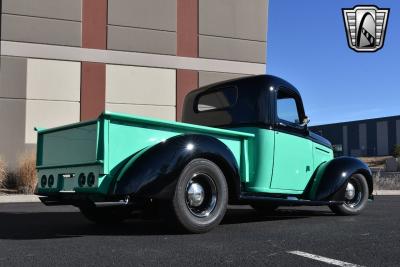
{"left": 277, "top": 90, "right": 301, "bottom": 124}
{"left": 197, "top": 86, "right": 238, "bottom": 112}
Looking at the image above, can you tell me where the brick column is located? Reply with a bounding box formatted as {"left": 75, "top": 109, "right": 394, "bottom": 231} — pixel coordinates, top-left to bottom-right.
{"left": 80, "top": 0, "right": 107, "bottom": 121}
{"left": 176, "top": 0, "right": 199, "bottom": 121}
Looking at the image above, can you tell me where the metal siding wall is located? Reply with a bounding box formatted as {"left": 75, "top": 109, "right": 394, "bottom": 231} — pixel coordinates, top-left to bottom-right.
{"left": 348, "top": 123, "right": 359, "bottom": 156}
{"left": 397, "top": 120, "right": 400, "bottom": 145}
{"left": 367, "top": 121, "right": 377, "bottom": 156}
{"left": 359, "top": 123, "right": 367, "bottom": 156}
{"left": 343, "top": 125, "right": 348, "bottom": 156}
{"left": 376, "top": 121, "right": 389, "bottom": 156}
{"left": 388, "top": 118, "right": 397, "bottom": 154}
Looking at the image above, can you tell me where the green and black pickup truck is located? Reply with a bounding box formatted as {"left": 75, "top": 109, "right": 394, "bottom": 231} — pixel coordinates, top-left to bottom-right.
{"left": 36, "top": 75, "right": 373, "bottom": 233}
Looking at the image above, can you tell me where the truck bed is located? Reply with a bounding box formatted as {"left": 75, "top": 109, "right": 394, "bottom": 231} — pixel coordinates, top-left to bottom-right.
{"left": 36, "top": 111, "right": 254, "bottom": 195}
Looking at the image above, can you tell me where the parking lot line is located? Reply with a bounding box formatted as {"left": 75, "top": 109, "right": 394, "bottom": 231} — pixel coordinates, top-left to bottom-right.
{"left": 287, "top": 251, "right": 363, "bottom": 267}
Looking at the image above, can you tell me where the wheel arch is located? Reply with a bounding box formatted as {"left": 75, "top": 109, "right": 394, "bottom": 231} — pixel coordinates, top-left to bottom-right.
{"left": 112, "top": 134, "right": 241, "bottom": 201}
{"left": 304, "top": 157, "right": 373, "bottom": 201}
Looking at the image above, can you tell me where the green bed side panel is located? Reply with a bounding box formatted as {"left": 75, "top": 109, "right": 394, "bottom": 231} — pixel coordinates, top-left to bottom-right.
{"left": 106, "top": 119, "right": 246, "bottom": 176}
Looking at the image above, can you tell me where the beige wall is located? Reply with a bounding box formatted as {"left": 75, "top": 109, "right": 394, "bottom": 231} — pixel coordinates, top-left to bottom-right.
{"left": 0, "top": 99, "right": 27, "bottom": 170}
{"left": 0, "top": 58, "right": 81, "bottom": 170}
{"left": 199, "top": 71, "right": 249, "bottom": 87}
{"left": 2, "top": 0, "right": 82, "bottom": 21}
{"left": 0, "top": 56, "right": 27, "bottom": 99}
{"left": 199, "top": 0, "right": 267, "bottom": 63}
{"left": 1, "top": 0, "right": 82, "bottom": 46}
{"left": 106, "top": 64, "right": 176, "bottom": 121}
{"left": 0, "top": 0, "right": 268, "bottom": 170}
{"left": 25, "top": 100, "right": 80, "bottom": 144}
{"left": 107, "top": 0, "right": 177, "bottom": 55}
{"left": 105, "top": 103, "right": 175, "bottom": 121}
{"left": 107, "top": 26, "right": 176, "bottom": 55}
{"left": 26, "top": 59, "right": 81, "bottom": 101}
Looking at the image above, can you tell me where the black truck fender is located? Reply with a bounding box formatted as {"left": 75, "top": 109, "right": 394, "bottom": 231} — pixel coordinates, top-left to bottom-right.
{"left": 304, "top": 157, "right": 373, "bottom": 201}
{"left": 112, "top": 134, "right": 241, "bottom": 201}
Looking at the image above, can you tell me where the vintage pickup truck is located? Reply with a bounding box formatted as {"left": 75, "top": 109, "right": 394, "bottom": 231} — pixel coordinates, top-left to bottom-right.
{"left": 36, "top": 75, "right": 373, "bottom": 233}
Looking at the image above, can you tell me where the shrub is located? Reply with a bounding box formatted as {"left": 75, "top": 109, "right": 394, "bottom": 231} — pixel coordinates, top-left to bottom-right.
{"left": 17, "top": 151, "right": 37, "bottom": 194}
{"left": 392, "top": 144, "right": 400, "bottom": 158}
{"left": 0, "top": 156, "right": 7, "bottom": 189}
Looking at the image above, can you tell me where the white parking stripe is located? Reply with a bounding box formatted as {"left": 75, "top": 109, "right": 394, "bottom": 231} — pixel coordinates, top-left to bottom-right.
{"left": 288, "top": 251, "right": 364, "bottom": 267}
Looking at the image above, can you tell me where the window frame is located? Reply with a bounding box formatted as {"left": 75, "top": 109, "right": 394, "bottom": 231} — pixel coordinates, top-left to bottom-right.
{"left": 194, "top": 85, "right": 239, "bottom": 113}
{"left": 274, "top": 86, "right": 306, "bottom": 130}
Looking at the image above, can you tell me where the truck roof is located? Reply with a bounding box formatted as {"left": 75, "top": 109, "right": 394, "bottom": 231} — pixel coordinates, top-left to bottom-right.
{"left": 182, "top": 74, "right": 301, "bottom": 128}
{"left": 189, "top": 74, "right": 300, "bottom": 97}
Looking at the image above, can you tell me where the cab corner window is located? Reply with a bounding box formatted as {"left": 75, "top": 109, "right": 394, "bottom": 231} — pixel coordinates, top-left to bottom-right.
{"left": 197, "top": 86, "right": 238, "bottom": 112}
{"left": 277, "top": 90, "right": 300, "bottom": 124}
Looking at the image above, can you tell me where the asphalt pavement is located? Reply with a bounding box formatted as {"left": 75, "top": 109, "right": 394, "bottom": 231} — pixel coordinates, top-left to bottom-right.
{"left": 0, "top": 196, "right": 399, "bottom": 266}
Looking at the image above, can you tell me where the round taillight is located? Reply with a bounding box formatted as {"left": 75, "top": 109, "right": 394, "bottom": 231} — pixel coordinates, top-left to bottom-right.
{"left": 87, "top": 172, "right": 95, "bottom": 187}
{"left": 78, "top": 173, "right": 86, "bottom": 187}
{"left": 48, "top": 175, "right": 54, "bottom": 188}
{"left": 40, "top": 175, "right": 47, "bottom": 187}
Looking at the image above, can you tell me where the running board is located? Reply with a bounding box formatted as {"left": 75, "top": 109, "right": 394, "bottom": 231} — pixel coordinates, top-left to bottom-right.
{"left": 239, "top": 193, "right": 343, "bottom": 206}
{"left": 39, "top": 196, "right": 131, "bottom": 207}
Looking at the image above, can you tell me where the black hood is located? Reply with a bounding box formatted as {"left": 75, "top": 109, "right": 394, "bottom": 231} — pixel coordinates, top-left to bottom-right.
{"left": 309, "top": 131, "right": 332, "bottom": 149}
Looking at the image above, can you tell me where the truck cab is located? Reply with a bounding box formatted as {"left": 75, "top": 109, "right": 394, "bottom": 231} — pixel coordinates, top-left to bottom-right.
{"left": 36, "top": 75, "right": 373, "bottom": 233}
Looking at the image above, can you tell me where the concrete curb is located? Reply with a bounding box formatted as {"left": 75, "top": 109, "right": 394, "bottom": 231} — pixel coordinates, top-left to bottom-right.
{"left": 0, "top": 194, "right": 40, "bottom": 203}
{"left": 0, "top": 191, "right": 399, "bottom": 203}
{"left": 373, "top": 190, "right": 400, "bottom": 196}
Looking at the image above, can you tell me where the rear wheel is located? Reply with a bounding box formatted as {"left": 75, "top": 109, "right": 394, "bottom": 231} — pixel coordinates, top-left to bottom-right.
{"left": 329, "top": 173, "right": 369, "bottom": 215}
{"left": 79, "top": 205, "right": 133, "bottom": 224}
{"left": 170, "top": 158, "right": 228, "bottom": 233}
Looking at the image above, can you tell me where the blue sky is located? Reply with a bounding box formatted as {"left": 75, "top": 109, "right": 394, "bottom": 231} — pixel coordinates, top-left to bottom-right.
{"left": 267, "top": 0, "right": 399, "bottom": 125}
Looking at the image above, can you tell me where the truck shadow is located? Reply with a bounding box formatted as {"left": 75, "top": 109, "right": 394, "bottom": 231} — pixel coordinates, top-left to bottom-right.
{"left": 0, "top": 208, "right": 334, "bottom": 240}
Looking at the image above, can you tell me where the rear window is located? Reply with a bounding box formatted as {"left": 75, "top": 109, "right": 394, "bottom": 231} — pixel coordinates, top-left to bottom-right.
{"left": 197, "top": 86, "right": 238, "bottom": 112}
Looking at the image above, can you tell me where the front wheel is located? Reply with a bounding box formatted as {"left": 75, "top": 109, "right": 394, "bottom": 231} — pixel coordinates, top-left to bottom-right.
{"left": 171, "top": 158, "right": 228, "bottom": 233}
{"left": 329, "top": 173, "right": 369, "bottom": 215}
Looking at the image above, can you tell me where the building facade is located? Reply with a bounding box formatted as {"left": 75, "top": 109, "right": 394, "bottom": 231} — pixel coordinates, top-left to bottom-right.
{"left": 311, "top": 115, "right": 400, "bottom": 157}
{"left": 0, "top": 0, "right": 268, "bottom": 170}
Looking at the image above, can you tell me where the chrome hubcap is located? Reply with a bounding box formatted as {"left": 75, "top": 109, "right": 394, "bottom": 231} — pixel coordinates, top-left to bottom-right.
{"left": 345, "top": 182, "right": 356, "bottom": 200}
{"left": 187, "top": 182, "right": 205, "bottom": 207}
{"left": 185, "top": 173, "right": 217, "bottom": 218}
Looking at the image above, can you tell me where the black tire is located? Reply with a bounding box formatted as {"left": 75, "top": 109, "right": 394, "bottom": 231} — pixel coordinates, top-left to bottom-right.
{"left": 329, "top": 173, "right": 369, "bottom": 216}
{"left": 171, "top": 158, "right": 228, "bottom": 233}
{"left": 250, "top": 202, "right": 279, "bottom": 214}
{"left": 79, "top": 205, "right": 133, "bottom": 224}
